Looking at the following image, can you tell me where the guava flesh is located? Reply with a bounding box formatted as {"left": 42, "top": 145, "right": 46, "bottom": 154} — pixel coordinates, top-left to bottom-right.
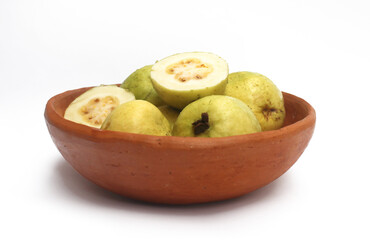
{"left": 151, "top": 52, "right": 229, "bottom": 109}
{"left": 64, "top": 85, "right": 135, "bottom": 128}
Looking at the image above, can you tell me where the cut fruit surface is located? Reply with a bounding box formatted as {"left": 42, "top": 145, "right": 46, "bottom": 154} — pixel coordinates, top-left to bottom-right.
{"left": 64, "top": 85, "right": 135, "bottom": 128}
{"left": 151, "top": 52, "right": 228, "bottom": 109}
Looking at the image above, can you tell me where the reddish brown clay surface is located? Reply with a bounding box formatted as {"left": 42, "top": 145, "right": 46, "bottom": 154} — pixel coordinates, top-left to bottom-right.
{"left": 45, "top": 86, "right": 316, "bottom": 204}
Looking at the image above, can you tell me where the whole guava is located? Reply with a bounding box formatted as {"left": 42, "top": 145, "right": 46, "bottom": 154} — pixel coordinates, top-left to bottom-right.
{"left": 121, "top": 65, "right": 165, "bottom": 106}
{"left": 101, "top": 100, "right": 171, "bottom": 136}
{"left": 172, "top": 95, "right": 261, "bottom": 137}
{"left": 224, "top": 72, "right": 285, "bottom": 131}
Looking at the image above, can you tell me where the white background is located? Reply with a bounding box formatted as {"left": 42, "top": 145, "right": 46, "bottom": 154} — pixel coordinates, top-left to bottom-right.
{"left": 1, "top": 0, "right": 369, "bottom": 239}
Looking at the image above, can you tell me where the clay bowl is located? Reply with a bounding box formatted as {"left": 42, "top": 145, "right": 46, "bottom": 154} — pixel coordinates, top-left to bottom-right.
{"left": 45, "top": 86, "right": 315, "bottom": 205}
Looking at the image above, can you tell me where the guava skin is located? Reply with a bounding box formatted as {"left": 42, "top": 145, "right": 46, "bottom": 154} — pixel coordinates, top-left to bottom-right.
{"left": 121, "top": 65, "right": 165, "bottom": 107}
{"left": 172, "top": 95, "right": 261, "bottom": 137}
{"left": 224, "top": 72, "right": 286, "bottom": 131}
{"left": 152, "top": 79, "right": 227, "bottom": 110}
{"left": 158, "top": 105, "right": 180, "bottom": 131}
{"left": 101, "top": 100, "right": 171, "bottom": 136}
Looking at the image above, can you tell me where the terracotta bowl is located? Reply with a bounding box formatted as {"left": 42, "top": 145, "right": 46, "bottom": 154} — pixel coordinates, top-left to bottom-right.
{"left": 45, "top": 86, "right": 316, "bottom": 205}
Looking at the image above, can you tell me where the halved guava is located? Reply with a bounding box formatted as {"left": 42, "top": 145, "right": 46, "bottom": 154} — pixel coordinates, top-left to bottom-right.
{"left": 64, "top": 85, "right": 135, "bottom": 128}
{"left": 150, "top": 52, "right": 229, "bottom": 109}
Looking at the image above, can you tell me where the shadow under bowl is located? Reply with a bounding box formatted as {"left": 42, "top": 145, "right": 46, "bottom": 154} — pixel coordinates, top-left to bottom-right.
{"left": 45, "top": 86, "right": 316, "bottom": 204}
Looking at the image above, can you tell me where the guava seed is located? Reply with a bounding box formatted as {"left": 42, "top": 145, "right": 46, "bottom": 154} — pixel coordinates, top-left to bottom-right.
{"left": 79, "top": 96, "right": 120, "bottom": 126}
{"left": 165, "top": 58, "right": 213, "bottom": 82}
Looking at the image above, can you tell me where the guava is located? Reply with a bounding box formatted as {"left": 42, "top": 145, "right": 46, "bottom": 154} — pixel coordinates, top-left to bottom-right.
{"left": 172, "top": 95, "right": 261, "bottom": 137}
{"left": 224, "top": 72, "right": 285, "bottom": 131}
{"left": 121, "top": 65, "right": 165, "bottom": 106}
{"left": 64, "top": 85, "right": 135, "bottom": 128}
{"left": 158, "top": 105, "right": 180, "bottom": 131}
{"left": 101, "top": 100, "right": 171, "bottom": 136}
{"left": 150, "top": 52, "right": 229, "bottom": 109}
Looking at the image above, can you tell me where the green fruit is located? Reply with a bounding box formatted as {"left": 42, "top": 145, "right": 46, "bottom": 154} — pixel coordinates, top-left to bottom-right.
{"left": 158, "top": 105, "right": 180, "bottom": 131}
{"left": 172, "top": 95, "right": 261, "bottom": 137}
{"left": 64, "top": 85, "right": 135, "bottom": 128}
{"left": 121, "top": 65, "right": 165, "bottom": 106}
{"left": 101, "top": 100, "right": 171, "bottom": 136}
{"left": 151, "top": 52, "right": 229, "bottom": 109}
{"left": 224, "top": 72, "right": 286, "bottom": 131}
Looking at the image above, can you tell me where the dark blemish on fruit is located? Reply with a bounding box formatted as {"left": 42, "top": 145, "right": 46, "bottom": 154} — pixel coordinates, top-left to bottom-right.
{"left": 192, "top": 112, "right": 210, "bottom": 135}
{"left": 262, "top": 106, "right": 279, "bottom": 120}
{"left": 169, "top": 171, "right": 172, "bottom": 175}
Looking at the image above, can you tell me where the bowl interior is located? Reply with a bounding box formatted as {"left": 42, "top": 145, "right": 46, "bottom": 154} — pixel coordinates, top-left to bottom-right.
{"left": 50, "top": 86, "right": 311, "bottom": 132}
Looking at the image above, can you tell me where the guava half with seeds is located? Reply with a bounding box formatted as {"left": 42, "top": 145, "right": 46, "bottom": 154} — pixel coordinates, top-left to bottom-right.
{"left": 101, "top": 100, "right": 171, "bottom": 136}
{"left": 224, "top": 72, "right": 285, "bottom": 131}
{"left": 64, "top": 85, "right": 135, "bottom": 128}
{"left": 150, "top": 52, "right": 229, "bottom": 109}
{"left": 121, "top": 65, "right": 165, "bottom": 106}
{"left": 172, "top": 95, "right": 261, "bottom": 137}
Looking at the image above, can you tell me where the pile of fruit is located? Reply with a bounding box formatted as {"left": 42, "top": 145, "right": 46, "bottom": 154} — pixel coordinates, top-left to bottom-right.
{"left": 64, "top": 52, "right": 286, "bottom": 137}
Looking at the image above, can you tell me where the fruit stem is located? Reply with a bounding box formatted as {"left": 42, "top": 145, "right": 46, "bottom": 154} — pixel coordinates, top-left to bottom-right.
{"left": 192, "top": 112, "right": 210, "bottom": 135}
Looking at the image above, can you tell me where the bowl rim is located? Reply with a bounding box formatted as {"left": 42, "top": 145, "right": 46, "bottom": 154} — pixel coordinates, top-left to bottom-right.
{"left": 45, "top": 86, "right": 316, "bottom": 149}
